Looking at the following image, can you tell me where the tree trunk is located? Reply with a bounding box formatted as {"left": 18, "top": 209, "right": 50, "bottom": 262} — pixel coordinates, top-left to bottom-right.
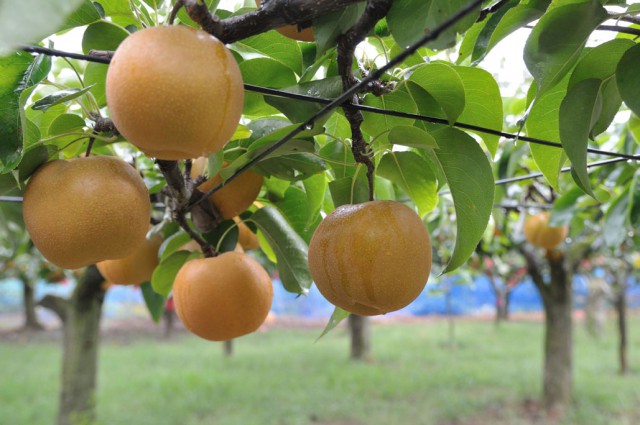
{"left": 163, "top": 308, "right": 174, "bottom": 339}
{"left": 348, "top": 314, "right": 371, "bottom": 361}
{"left": 21, "top": 275, "right": 43, "bottom": 330}
{"left": 57, "top": 266, "right": 106, "bottom": 425}
{"left": 522, "top": 247, "right": 573, "bottom": 418}
{"left": 496, "top": 289, "right": 510, "bottom": 323}
{"left": 223, "top": 340, "right": 234, "bottom": 357}
{"left": 541, "top": 253, "right": 573, "bottom": 417}
{"left": 614, "top": 289, "right": 628, "bottom": 375}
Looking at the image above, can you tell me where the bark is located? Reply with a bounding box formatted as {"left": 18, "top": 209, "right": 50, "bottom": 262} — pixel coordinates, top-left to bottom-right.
{"left": 348, "top": 314, "right": 371, "bottom": 361}
{"left": 521, "top": 248, "right": 573, "bottom": 417}
{"left": 57, "top": 266, "right": 106, "bottom": 425}
{"left": 614, "top": 289, "right": 628, "bottom": 375}
{"left": 20, "top": 275, "right": 44, "bottom": 330}
{"left": 542, "top": 255, "right": 572, "bottom": 417}
{"left": 487, "top": 274, "right": 510, "bottom": 324}
{"left": 223, "top": 340, "right": 234, "bottom": 357}
{"left": 163, "top": 308, "right": 174, "bottom": 339}
{"left": 38, "top": 294, "right": 68, "bottom": 324}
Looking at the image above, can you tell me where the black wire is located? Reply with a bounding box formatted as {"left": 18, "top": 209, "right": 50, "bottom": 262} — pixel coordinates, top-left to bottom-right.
{"left": 494, "top": 157, "right": 627, "bottom": 186}
{"left": 246, "top": 84, "right": 640, "bottom": 162}
{"left": 20, "top": 45, "right": 111, "bottom": 64}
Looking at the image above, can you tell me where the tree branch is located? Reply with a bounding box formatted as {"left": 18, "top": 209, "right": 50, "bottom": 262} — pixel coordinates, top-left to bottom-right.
{"left": 38, "top": 294, "right": 68, "bottom": 323}
{"left": 337, "top": 0, "right": 393, "bottom": 202}
{"left": 185, "top": 0, "right": 365, "bottom": 43}
{"left": 156, "top": 160, "right": 218, "bottom": 257}
{"left": 519, "top": 245, "right": 550, "bottom": 303}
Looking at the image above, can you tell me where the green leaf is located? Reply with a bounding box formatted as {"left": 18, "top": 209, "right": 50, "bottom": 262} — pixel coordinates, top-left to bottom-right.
{"left": 387, "top": 0, "right": 480, "bottom": 51}
{"left": 408, "top": 63, "right": 465, "bottom": 125}
{"left": 316, "top": 307, "right": 350, "bottom": 340}
{"left": 361, "top": 89, "right": 418, "bottom": 139}
{"left": 239, "top": 58, "right": 297, "bottom": 89}
{"left": 313, "top": 4, "right": 365, "bottom": 56}
{"left": 616, "top": 43, "right": 640, "bottom": 118}
{"left": 140, "top": 281, "right": 165, "bottom": 323}
{"left": 273, "top": 186, "right": 314, "bottom": 242}
{"left": 17, "top": 145, "right": 48, "bottom": 182}
{"left": 432, "top": 127, "right": 494, "bottom": 273}
{"left": 31, "top": 86, "right": 95, "bottom": 112}
{"left": 328, "top": 173, "right": 369, "bottom": 207}
{"left": 256, "top": 153, "right": 325, "bottom": 182}
{"left": 628, "top": 172, "right": 640, "bottom": 228}
{"left": 46, "top": 113, "right": 87, "bottom": 150}
{"left": 318, "top": 139, "right": 357, "bottom": 179}
{"left": 250, "top": 206, "right": 312, "bottom": 295}
{"left": 0, "top": 52, "right": 34, "bottom": 172}
{"left": 559, "top": 78, "right": 602, "bottom": 198}
{"left": 202, "top": 220, "right": 239, "bottom": 253}
{"left": 629, "top": 114, "right": 640, "bottom": 146}
{"left": 525, "top": 79, "right": 568, "bottom": 191}
{"left": 98, "top": 0, "right": 139, "bottom": 28}
{"left": 59, "top": 0, "right": 102, "bottom": 32}
{"left": 452, "top": 66, "right": 503, "bottom": 157}
{"left": 524, "top": 0, "right": 607, "bottom": 95}
{"left": 469, "top": 0, "right": 519, "bottom": 63}
{"left": 377, "top": 151, "right": 437, "bottom": 217}
{"left": 159, "top": 232, "right": 192, "bottom": 261}
{"left": 265, "top": 77, "right": 343, "bottom": 125}
{"left": 0, "top": 0, "right": 85, "bottom": 55}
{"left": 388, "top": 126, "right": 438, "bottom": 149}
{"left": 151, "top": 250, "right": 192, "bottom": 297}
{"left": 84, "top": 62, "right": 109, "bottom": 107}
{"left": 569, "top": 38, "right": 635, "bottom": 88}
{"left": 469, "top": 0, "right": 550, "bottom": 64}
{"left": 233, "top": 31, "right": 303, "bottom": 75}
{"left": 81, "top": 21, "right": 129, "bottom": 54}
{"left": 603, "top": 185, "right": 630, "bottom": 248}
{"left": 303, "top": 173, "right": 326, "bottom": 227}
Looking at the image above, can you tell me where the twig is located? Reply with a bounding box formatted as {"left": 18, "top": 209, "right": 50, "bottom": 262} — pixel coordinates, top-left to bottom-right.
{"left": 168, "top": 0, "right": 184, "bottom": 25}
{"left": 156, "top": 160, "right": 218, "bottom": 257}
{"left": 337, "top": 0, "right": 393, "bottom": 201}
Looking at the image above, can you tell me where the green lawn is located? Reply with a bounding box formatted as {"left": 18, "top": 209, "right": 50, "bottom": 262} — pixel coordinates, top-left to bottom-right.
{"left": 1, "top": 316, "right": 640, "bottom": 425}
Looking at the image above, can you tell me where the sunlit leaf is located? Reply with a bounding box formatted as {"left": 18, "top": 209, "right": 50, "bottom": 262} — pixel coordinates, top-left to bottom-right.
{"left": 524, "top": 0, "right": 607, "bottom": 95}
{"left": 250, "top": 206, "right": 312, "bottom": 295}
{"left": 432, "top": 127, "right": 494, "bottom": 273}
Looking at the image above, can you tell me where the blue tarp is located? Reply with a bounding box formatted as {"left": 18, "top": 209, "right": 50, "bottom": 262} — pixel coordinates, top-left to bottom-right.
{"left": 2, "top": 272, "right": 640, "bottom": 319}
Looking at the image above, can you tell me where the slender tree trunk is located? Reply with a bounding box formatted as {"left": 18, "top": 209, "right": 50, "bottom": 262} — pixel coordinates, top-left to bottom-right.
{"left": 57, "top": 266, "right": 106, "bottom": 425}
{"left": 21, "top": 275, "right": 44, "bottom": 330}
{"left": 496, "top": 289, "right": 510, "bottom": 323}
{"left": 348, "top": 314, "right": 371, "bottom": 360}
{"left": 445, "top": 284, "right": 456, "bottom": 347}
{"left": 522, "top": 248, "right": 573, "bottom": 418}
{"left": 163, "top": 308, "right": 174, "bottom": 339}
{"left": 541, "top": 253, "right": 573, "bottom": 417}
{"left": 614, "top": 289, "right": 628, "bottom": 375}
{"left": 223, "top": 340, "right": 234, "bottom": 357}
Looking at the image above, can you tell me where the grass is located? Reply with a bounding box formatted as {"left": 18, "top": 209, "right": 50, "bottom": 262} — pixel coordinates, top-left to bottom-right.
{"left": 1, "top": 315, "right": 640, "bottom": 425}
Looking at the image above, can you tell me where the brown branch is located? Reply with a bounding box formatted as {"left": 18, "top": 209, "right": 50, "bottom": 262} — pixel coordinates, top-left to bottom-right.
{"left": 38, "top": 294, "right": 68, "bottom": 323}
{"left": 168, "top": 0, "right": 184, "bottom": 25}
{"left": 337, "top": 0, "right": 392, "bottom": 202}
{"left": 183, "top": 0, "right": 223, "bottom": 35}
{"left": 519, "top": 245, "right": 550, "bottom": 303}
{"left": 156, "top": 160, "right": 219, "bottom": 257}
{"left": 183, "top": 0, "right": 365, "bottom": 43}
